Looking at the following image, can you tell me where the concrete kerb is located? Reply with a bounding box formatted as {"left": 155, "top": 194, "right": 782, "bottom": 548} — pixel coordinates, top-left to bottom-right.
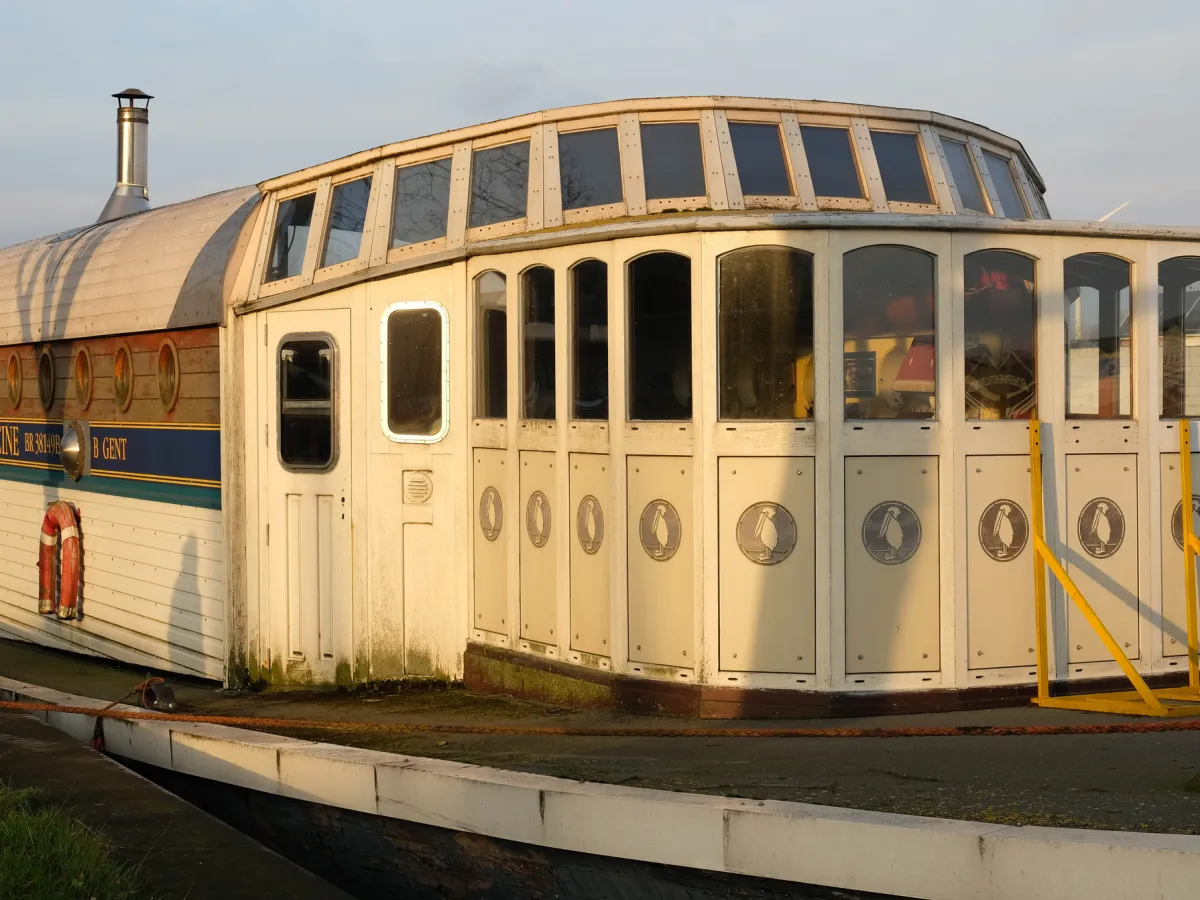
{"left": 2, "top": 675, "right": 1198, "bottom": 900}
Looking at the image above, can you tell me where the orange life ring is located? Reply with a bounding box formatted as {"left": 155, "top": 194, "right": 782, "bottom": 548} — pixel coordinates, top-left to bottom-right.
{"left": 38, "top": 501, "right": 80, "bottom": 620}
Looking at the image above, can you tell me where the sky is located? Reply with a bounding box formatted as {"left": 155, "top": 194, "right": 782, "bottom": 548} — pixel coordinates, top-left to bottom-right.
{"left": 1, "top": 0, "right": 1198, "bottom": 247}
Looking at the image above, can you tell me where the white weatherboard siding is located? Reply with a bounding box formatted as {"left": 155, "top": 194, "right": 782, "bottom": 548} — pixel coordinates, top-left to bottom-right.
{"left": 3, "top": 676, "right": 1199, "bottom": 900}
{"left": 0, "top": 478, "right": 224, "bottom": 679}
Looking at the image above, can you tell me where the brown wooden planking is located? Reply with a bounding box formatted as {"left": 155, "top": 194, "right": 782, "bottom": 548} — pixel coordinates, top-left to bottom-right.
{"left": 0, "top": 326, "right": 219, "bottom": 424}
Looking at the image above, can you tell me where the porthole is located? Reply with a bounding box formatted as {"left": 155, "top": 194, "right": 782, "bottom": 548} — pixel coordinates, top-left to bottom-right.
{"left": 157, "top": 338, "right": 180, "bottom": 412}
{"left": 74, "top": 346, "right": 92, "bottom": 410}
{"left": 113, "top": 343, "right": 134, "bottom": 412}
{"left": 37, "top": 347, "right": 55, "bottom": 411}
{"left": 6, "top": 352, "right": 21, "bottom": 409}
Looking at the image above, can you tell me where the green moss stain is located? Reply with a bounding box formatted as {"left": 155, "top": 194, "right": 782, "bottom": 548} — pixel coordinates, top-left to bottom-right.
{"left": 469, "top": 654, "right": 609, "bottom": 708}
{"left": 334, "top": 660, "right": 353, "bottom": 688}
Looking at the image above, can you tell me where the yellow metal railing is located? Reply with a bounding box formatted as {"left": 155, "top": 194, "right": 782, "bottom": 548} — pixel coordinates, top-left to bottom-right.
{"left": 1027, "top": 419, "right": 1200, "bottom": 716}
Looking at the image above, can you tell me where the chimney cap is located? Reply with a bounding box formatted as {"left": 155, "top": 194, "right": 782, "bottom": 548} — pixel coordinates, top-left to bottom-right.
{"left": 112, "top": 88, "right": 153, "bottom": 107}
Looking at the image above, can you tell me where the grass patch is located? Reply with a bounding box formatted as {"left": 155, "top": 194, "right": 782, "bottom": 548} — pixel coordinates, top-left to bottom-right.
{"left": 0, "top": 784, "right": 151, "bottom": 899}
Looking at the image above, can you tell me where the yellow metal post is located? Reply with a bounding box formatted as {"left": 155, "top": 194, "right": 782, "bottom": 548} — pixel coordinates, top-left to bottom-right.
{"left": 1031, "top": 534, "right": 1166, "bottom": 713}
{"left": 1028, "top": 420, "right": 1051, "bottom": 702}
{"left": 1180, "top": 421, "right": 1200, "bottom": 691}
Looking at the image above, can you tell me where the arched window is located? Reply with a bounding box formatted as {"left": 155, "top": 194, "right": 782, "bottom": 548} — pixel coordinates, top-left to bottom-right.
{"left": 628, "top": 252, "right": 691, "bottom": 420}
{"left": 571, "top": 260, "right": 608, "bottom": 420}
{"left": 1159, "top": 257, "right": 1200, "bottom": 418}
{"left": 522, "top": 266, "right": 555, "bottom": 420}
{"left": 475, "top": 271, "right": 507, "bottom": 418}
{"left": 842, "top": 246, "right": 936, "bottom": 420}
{"left": 1064, "top": 253, "right": 1131, "bottom": 419}
{"left": 718, "top": 246, "right": 814, "bottom": 419}
{"left": 964, "top": 250, "right": 1036, "bottom": 420}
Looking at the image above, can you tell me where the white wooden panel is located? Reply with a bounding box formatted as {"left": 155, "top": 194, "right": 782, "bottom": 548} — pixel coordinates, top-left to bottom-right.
{"left": 845, "top": 457, "right": 940, "bottom": 674}
{"left": 1065, "top": 455, "right": 1139, "bottom": 663}
{"left": 473, "top": 448, "right": 508, "bottom": 634}
{"left": 519, "top": 450, "right": 557, "bottom": 644}
{"left": 1159, "top": 454, "right": 1198, "bottom": 657}
{"left": 966, "top": 456, "right": 1036, "bottom": 669}
{"left": 403, "top": 523, "right": 439, "bottom": 675}
{"left": 0, "top": 477, "right": 225, "bottom": 679}
{"left": 718, "top": 457, "right": 815, "bottom": 674}
{"left": 627, "top": 457, "right": 693, "bottom": 668}
{"left": 569, "top": 453, "right": 610, "bottom": 656}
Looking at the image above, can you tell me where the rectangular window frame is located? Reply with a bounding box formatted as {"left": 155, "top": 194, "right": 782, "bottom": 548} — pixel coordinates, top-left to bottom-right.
{"left": 277, "top": 331, "right": 339, "bottom": 473}
{"left": 863, "top": 120, "right": 942, "bottom": 215}
{"left": 385, "top": 145, "right": 459, "bottom": 264}
{"left": 933, "top": 129, "right": 994, "bottom": 216}
{"left": 555, "top": 116, "right": 627, "bottom": 225}
{"left": 315, "top": 163, "right": 378, "bottom": 283}
{"left": 637, "top": 111, "right": 710, "bottom": 214}
{"left": 257, "top": 181, "right": 329, "bottom": 299}
{"left": 980, "top": 147, "right": 1030, "bottom": 219}
{"left": 379, "top": 300, "right": 450, "bottom": 444}
{"left": 465, "top": 130, "right": 535, "bottom": 243}
{"left": 724, "top": 110, "right": 806, "bottom": 211}
{"left": 793, "top": 114, "right": 872, "bottom": 212}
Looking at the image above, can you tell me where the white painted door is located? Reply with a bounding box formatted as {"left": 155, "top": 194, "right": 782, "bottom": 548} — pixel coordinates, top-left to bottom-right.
{"left": 266, "top": 309, "right": 352, "bottom": 682}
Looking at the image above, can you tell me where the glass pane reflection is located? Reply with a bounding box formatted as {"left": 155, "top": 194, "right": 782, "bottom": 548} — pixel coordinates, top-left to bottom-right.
{"left": 629, "top": 253, "right": 691, "bottom": 420}
{"left": 870, "top": 131, "right": 932, "bottom": 205}
{"left": 1159, "top": 257, "right": 1200, "bottom": 417}
{"left": 560, "top": 129, "right": 623, "bottom": 210}
{"left": 476, "top": 272, "right": 508, "bottom": 418}
{"left": 1065, "top": 253, "right": 1131, "bottom": 418}
{"left": 983, "top": 151, "right": 1028, "bottom": 218}
{"left": 942, "top": 139, "right": 988, "bottom": 214}
{"left": 843, "top": 246, "right": 936, "bottom": 420}
{"left": 964, "top": 251, "right": 1036, "bottom": 420}
{"left": 572, "top": 261, "right": 608, "bottom": 420}
{"left": 388, "top": 308, "right": 443, "bottom": 436}
{"left": 728, "top": 123, "right": 793, "bottom": 197}
{"left": 469, "top": 142, "right": 530, "bottom": 228}
{"left": 640, "top": 123, "right": 706, "bottom": 201}
{"left": 719, "top": 247, "right": 814, "bottom": 419}
{"left": 322, "top": 176, "right": 372, "bottom": 268}
{"left": 392, "top": 158, "right": 451, "bottom": 247}
{"left": 266, "top": 193, "right": 315, "bottom": 282}
{"left": 800, "top": 126, "right": 863, "bottom": 199}
{"left": 522, "top": 266, "right": 555, "bottom": 419}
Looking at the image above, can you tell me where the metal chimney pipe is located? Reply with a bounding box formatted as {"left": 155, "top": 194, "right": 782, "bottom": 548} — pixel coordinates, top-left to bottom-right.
{"left": 97, "top": 88, "right": 153, "bottom": 223}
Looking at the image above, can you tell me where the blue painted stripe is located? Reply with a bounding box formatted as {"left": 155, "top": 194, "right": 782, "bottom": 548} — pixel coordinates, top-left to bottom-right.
{"left": 0, "top": 418, "right": 222, "bottom": 509}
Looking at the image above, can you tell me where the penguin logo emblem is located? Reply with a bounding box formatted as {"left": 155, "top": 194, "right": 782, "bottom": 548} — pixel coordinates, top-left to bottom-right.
{"left": 525, "top": 491, "right": 551, "bottom": 548}
{"left": 478, "top": 487, "right": 503, "bottom": 542}
{"left": 862, "top": 501, "right": 921, "bottom": 565}
{"left": 978, "top": 499, "right": 1029, "bottom": 562}
{"left": 1077, "top": 497, "right": 1125, "bottom": 559}
{"left": 1171, "top": 496, "right": 1200, "bottom": 551}
{"left": 639, "top": 500, "right": 682, "bottom": 562}
{"left": 576, "top": 495, "right": 604, "bottom": 555}
{"left": 736, "top": 502, "right": 797, "bottom": 566}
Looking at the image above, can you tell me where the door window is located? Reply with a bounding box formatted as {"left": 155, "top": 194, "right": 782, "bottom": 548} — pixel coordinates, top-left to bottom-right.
{"left": 842, "top": 245, "right": 937, "bottom": 420}
{"left": 279, "top": 336, "right": 336, "bottom": 469}
{"left": 384, "top": 303, "right": 448, "bottom": 441}
{"left": 1065, "top": 253, "right": 1131, "bottom": 418}
{"left": 964, "top": 250, "right": 1036, "bottom": 419}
